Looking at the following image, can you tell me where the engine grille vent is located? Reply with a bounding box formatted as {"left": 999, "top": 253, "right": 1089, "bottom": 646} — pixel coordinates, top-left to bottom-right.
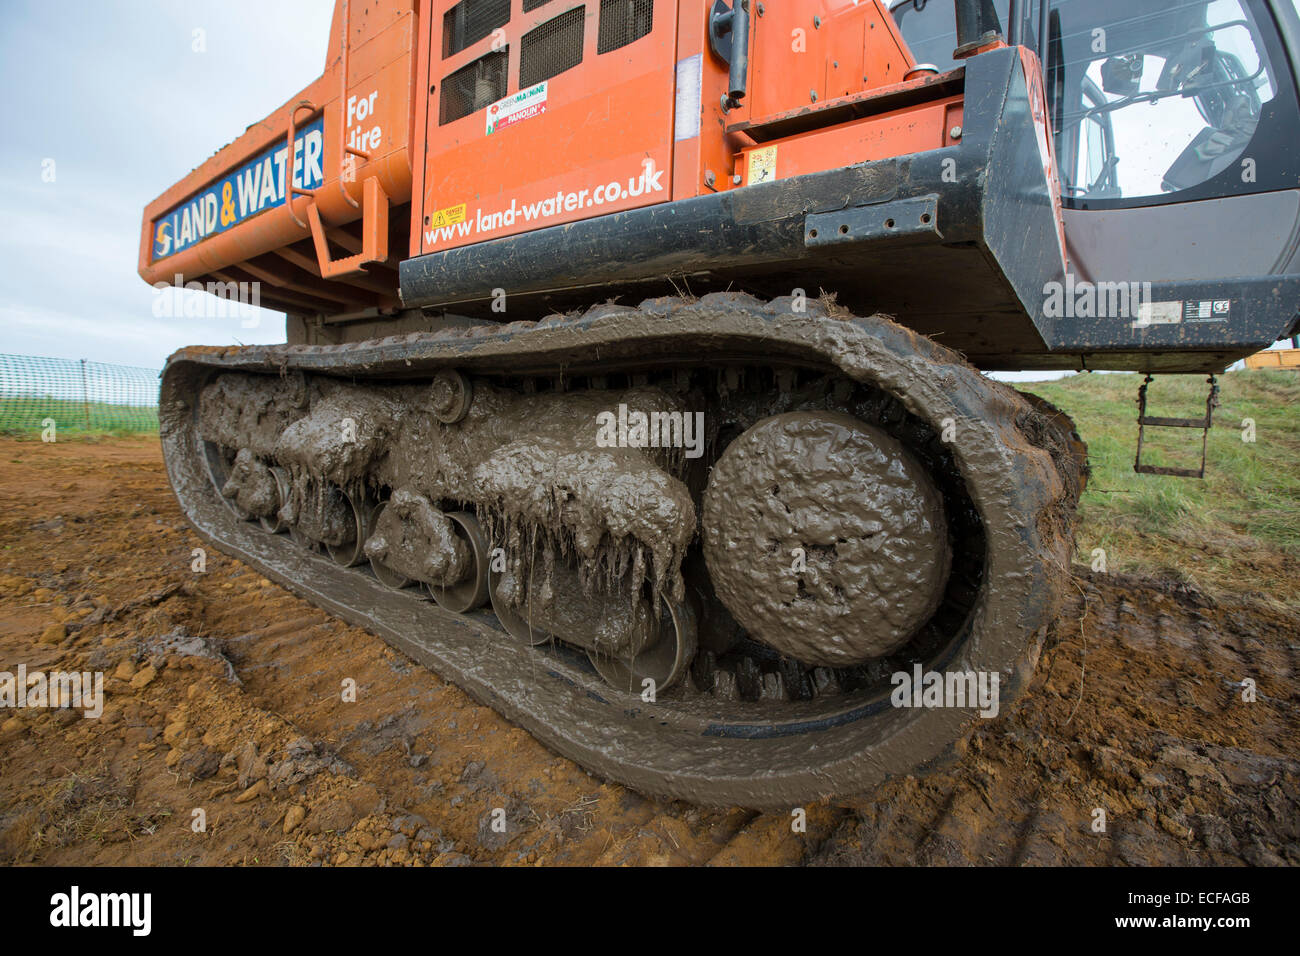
{"left": 440, "top": 49, "right": 509, "bottom": 125}
{"left": 522, "top": 0, "right": 553, "bottom": 11}
{"left": 520, "top": 7, "right": 586, "bottom": 89}
{"left": 597, "top": 0, "right": 652, "bottom": 54}
{"left": 443, "top": 0, "right": 511, "bottom": 59}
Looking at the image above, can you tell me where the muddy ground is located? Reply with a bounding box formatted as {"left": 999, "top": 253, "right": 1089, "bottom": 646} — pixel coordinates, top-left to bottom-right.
{"left": 0, "top": 436, "right": 1296, "bottom": 866}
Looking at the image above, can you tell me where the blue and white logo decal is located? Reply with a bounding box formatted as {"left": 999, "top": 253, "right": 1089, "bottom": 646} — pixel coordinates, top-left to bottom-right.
{"left": 152, "top": 116, "right": 325, "bottom": 261}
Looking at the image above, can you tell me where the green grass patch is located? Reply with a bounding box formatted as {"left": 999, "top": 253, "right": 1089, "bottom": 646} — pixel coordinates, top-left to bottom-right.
{"left": 0, "top": 395, "right": 158, "bottom": 438}
{"left": 1026, "top": 369, "right": 1300, "bottom": 605}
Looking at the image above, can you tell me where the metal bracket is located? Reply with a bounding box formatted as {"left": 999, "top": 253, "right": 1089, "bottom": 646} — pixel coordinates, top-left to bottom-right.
{"left": 804, "top": 196, "right": 941, "bottom": 248}
{"left": 1134, "top": 374, "right": 1220, "bottom": 479}
{"left": 953, "top": 0, "right": 1006, "bottom": 59}
{"left": 307, "top": 176, "right": 390, "bottom": 279}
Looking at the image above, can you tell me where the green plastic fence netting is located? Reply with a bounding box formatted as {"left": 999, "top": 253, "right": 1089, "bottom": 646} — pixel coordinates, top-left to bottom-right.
{"left": 0, "top": 354, "right": 160, "bottom": 435}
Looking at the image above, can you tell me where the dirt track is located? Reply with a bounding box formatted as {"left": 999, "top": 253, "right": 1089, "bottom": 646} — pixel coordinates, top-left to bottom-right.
{"left": 0, "top": 437, "right": 1296, "bottom": 866}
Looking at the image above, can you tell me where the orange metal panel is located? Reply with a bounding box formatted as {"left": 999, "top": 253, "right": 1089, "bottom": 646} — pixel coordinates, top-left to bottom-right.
{"left": 668, "top": 0, "right": 924, "bottom": 203}
{"left": 409, "top": 0, "right": 438, "bottom": 259}
{"left": 734, "top": 95, "right": 964, "bottom": 186}
{"left": 743, "top": 0, "right": 913, "bottom": 123}
{"left": 417, "top": 0, "right": 678, "bottom": 254}
{"left": 670, "top": 1, "right": 752, "bottom": 201}
{"left": 142, "top": 0, "right": 1013, "bottom": 310}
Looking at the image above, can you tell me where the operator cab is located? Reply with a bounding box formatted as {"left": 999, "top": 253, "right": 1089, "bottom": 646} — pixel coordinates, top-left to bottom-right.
{"left": 891, "top": 0, "right": 1300, "bottom": 282}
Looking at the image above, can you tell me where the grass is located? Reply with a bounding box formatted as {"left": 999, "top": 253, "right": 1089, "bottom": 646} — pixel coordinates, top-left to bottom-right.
{"left": 1025, "top": 369, "right": 1300, "bottom": 606}
{"left": 0, "top": 395, "right": 158, "bottom": 437}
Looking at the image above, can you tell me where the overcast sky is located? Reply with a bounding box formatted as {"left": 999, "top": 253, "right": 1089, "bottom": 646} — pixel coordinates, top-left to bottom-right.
{"left": 0, "top": 0, "right": 333, "bottom": 370}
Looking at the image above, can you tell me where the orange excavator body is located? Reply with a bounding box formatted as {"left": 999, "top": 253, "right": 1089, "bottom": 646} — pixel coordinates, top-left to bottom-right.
{"left": 139, "top": 1, "right": 979, "bottom": 319}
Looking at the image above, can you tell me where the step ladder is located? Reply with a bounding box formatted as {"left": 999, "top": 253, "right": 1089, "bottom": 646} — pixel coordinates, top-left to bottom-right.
{"left": 1134, "top": 374, "right": 1219, "bottom": 479}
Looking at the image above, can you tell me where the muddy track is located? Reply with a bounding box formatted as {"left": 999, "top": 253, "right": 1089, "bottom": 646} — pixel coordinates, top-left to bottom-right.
{"left": 0, "top": 438, "right": 1296, "bottom": 865}
{"left": 160, "top": 294, "right": 1081, "bottom": 807}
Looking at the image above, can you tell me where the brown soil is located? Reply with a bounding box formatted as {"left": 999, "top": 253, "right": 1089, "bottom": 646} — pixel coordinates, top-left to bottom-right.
{"left": 0, "top": 437, "right": 1295, "bottom": 866}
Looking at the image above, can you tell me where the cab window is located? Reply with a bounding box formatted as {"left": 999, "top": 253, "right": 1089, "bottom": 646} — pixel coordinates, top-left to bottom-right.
{"left": 1051, "top": 0, "right": 1281, "bottom": 203}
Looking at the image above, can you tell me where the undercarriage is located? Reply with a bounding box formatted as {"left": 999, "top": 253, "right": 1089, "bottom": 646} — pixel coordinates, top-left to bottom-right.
{"left": 160, "top": 293, "right": 1083, "bottom": 807}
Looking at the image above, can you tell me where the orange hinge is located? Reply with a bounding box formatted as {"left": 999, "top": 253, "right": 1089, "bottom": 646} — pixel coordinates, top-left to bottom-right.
{"left": 307, "top": 176, "right": 390, "bottom": 279}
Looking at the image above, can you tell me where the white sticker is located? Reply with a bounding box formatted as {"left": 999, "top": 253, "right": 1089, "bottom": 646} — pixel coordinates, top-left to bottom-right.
{"left": 1132, "top": 301, "right": 1183, "bottom": 329}
{"left": 674, "top": 54, "right": 703, "bottom": 142}
{"left": 486, "top": 81, "right": 548, "bottom": 135}
{"left": 1185, "top": 299, "right": 1229, "bottom": 323}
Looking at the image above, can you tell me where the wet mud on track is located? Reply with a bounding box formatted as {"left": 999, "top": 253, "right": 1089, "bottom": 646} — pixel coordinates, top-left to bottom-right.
{"left": 0, "top": 437, "right": 1296, "bottom": 866}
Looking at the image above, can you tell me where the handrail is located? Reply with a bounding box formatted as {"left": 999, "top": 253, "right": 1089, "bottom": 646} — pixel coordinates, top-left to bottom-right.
{"left": 337, "top": 0, "right": 370, "bottom": 210}
{"left": 284, "top": 100, "right": 320, "bottom": 231}
{"left": 286, "top": 0, "right": 389, "bottom": 278}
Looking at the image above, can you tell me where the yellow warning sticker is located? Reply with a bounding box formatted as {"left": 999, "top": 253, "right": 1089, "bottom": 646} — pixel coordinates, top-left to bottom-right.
{"left": 429, "top": 203, "right": 467, "bottom": 229}
{"left": 747, "top": 146, "right": 778, "bottom": 185}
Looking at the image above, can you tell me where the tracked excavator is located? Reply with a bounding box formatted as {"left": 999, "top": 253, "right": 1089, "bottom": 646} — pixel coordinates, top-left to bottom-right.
{"left": 140, "top": 0, "right": 1300, "bottom": 807}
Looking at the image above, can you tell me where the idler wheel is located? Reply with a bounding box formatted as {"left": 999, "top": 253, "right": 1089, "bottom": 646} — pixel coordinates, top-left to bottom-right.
{"left": 426, "top": 511, "right": 490, "bottom": 613}
{"left": 288, "top": 482, "right": 350, "bottom": 555}
{"left": 430, "top": 369, "right": 473, "bottom": 424}
{"left": 488, "top": 553, "right": 551, "bottom": 646}
{"left": 489, "top": 550, "right": 697, "bottom": 692}
{"left": 703, "top": 411, "right": 951, "bottom": 666}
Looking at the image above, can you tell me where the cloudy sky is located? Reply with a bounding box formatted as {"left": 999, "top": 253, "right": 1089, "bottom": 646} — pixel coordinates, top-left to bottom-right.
{"left": 0, "top": 0, "right": 333, "bottom": 370}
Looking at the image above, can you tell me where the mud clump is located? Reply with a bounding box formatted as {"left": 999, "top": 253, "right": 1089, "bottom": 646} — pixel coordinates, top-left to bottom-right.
{"left": 281, "top": 480, "right": 354, "bottom": 548}
{"left": 203, "top": 372, "right": 700, "bottom": 607}
{"left": 492, "top": 557, "right": 657, "bottom": 657}
{"left": 476, "top": 440, "right": 695, "bottom": 604}
{"left": 365, "top": 490, "right": 470, "bottom": 587}
{"left": 196, "top": 372, "right": 306, "bottom": 459}
{"left": 274, "top": 386, "right": 405, "bottom": 490}
{"left": 220, "top": 448, "right": 277, "bottom": 518}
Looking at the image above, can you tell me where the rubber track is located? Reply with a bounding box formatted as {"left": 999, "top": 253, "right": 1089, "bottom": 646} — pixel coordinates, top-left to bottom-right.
{"left": 159, "top": 292, "right": 1080, "bottom": 808}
